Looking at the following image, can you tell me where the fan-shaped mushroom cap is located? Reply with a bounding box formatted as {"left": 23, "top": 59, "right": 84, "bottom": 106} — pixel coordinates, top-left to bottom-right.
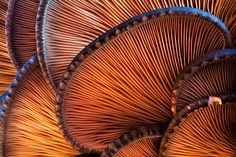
{"left": 37, "top": 0, "right": 235, "bottom": 89}
{"left": 56, "top": 7, "right": 230, "bottom": 153}
{"left": 160, "top": 94, "right": 236, "bottom": 157}
{"left": 171, "top": 49, "right": 236, "bottom": 115}
{"left": 0, "top": 56, "right": 79, "bottom": 157}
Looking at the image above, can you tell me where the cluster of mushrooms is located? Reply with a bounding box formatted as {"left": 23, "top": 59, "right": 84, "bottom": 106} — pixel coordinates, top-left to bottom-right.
{"left": 0, "top": 0, "right": 236, "bottom": 157}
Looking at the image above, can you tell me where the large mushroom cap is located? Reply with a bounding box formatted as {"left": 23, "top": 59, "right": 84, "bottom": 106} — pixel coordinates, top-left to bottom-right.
{"left": 37, "top": 0, "right": 236, "bottom": 89}
{"left": 56, "top": 7, "right": 230, "bottom": 153}
{"left": 0, "top": 56, "right": 78, "bottom": 157}
{"left": 160, "top": 94, "right": 236, "bottom": 157}
{"left": 172, "top": 49, "right": 236, "bottom": 115}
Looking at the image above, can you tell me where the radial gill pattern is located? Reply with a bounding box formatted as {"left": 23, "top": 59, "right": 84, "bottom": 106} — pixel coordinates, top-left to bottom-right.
{"left": 56, "top": 8, "right": 230, "bottom": 152}
{"left": 160, "top": 95, "right": 236, "bottom": 157}
{"left": 6, "top": 0, "right": 40, "bottom": 69}
{"left": 0, "top": 0, "right": 16, "bottom": 95}
{"left": 37, "top": 0, "right": 235, "bottom": 89}
{"left": 101, "top": 125, "right": 165, "bottom": 157}
{"left": 0, "top": 56, "right": 78, "bottom": 157}
{"left": 172, "top": 49, "right": 236, "bottom": 115}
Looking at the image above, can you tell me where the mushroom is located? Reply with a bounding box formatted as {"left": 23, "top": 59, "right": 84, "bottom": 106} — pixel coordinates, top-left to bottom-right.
{"left": 37, "top": 0, "right": 236, "bottom": 90}
{"left": 0, "top": 0, "right": 16, "bottom": 95}
{"left": 160, "top": 94, "right": 236, "bottom": 156}
{"left": 6, "top": 0, "right": 40, "bottom": 69}
{"left": 56, "top": 8, "right": 230, "bottom": 153}
{"left": 101, "top": 125, "right": 165, "bottom": 157}
{"left": 0, "top": 56, "right": 79, "bottom": 157}
{"left": 172, "top": 49, "right": 236, "bottom": 115}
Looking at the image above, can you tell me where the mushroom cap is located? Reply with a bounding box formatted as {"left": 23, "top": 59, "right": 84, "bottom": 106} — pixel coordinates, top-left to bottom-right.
{"left": 0, "top": 0, "right": 16, "bottom": 95}
{"left": 160, "top": 94, "right": 236, "bottom": 157}
{"left": 0, "top": 56, "right": 78, "bottom": 157}
{"left": 56, "top": 7, "right": 230, "bottom": 152}
{"left": 6, "top": 0, "right": 40, "bottom": 69}
{"left": 171, "top": 49, "right": 236, "bottom": 115}
{"left": 101, "top": 125, "right": 165, "bottom": 157}
{"left": 37, "top": 0, "right": 235, "bottom": 89}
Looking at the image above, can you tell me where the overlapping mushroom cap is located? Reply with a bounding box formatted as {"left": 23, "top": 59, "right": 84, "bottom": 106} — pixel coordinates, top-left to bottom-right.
{"left": 6, "top": 0, "right": 40, "bottom": 69}
{"left": 160, "top": 94, "right": 236, "bottom": 156}
{"left": 0, "top": 56, "right": 78, "bottom": 157}
{"left": 0, "top": 0, "right": 16, "bottom": 95}
{"left": 101, "top": 125, "right": 165, "bottom": 157}
{"left": 0, "top": 1, "right": 235, "bottom": 157}
{"left": 56, "top": 7, "right": 230, "bottom": 153}
{"left": 171, "top": 49, "right": 236, "bottom": 115}
{"left": 37, "top": 0, "right": 236, "bottom": 90}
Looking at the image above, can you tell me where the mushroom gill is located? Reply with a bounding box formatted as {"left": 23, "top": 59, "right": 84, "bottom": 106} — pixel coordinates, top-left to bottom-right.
{"left": 160, "top": 96, "right": 236, "bottom": 157}
{"left": 6, "top": 0, "right": 40, "bottom": 69}
{"left": 0, "top": 56, "right": 78, "bottom": 157}
{"left": 0, "top": 0, "right": 16, "bottom": 95}
{"left": 37, "top": 0, "right": 235, "bottom": 89}
{"left": 101, "top": 125, "right": 164, "bottom": 157}
{"left": 56, "top": 8, "right": 230, "bottom": 152}
{"left": 171, "top": 49, "right": 236, "bottom": 115}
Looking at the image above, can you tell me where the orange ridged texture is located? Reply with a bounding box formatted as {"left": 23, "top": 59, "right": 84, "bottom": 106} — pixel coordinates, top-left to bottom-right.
{"left": 0, "top": 0, "right": 16, "bottom": 95}
{"left": 61, "top": 15, "right": 228, "bottom": 151}
{"left": 2, "top": 62, "right": 78, "bottom": 156}
{"left": 101, "top": 125, "right": 164, "bottom": 157}
{"left": 113, "top": 137, "right": 160, "bottom": 157}
{"left": 174, "top": 61, "right": 236, "bottom": 112}
{"left": 41, "top": 0, "right": 236, "bottom": 88}
{"left": 6, "top": 0, "right": 39, "bottom": 69}
{"left": 165, "top": 104, "right": 236, "bottom": 157}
